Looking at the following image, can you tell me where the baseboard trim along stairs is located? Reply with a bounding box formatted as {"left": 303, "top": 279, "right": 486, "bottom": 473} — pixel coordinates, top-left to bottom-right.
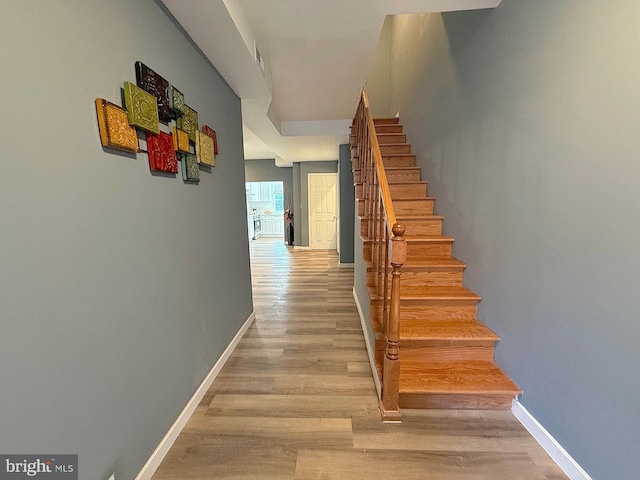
{"left": 512, "top": 400, "right": 594, "bottom": 480}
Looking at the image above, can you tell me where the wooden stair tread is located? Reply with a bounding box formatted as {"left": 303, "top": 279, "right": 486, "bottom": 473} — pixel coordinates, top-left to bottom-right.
{"left": 394, "top": 196, "right": 433, "bottom": 201}
{"left": 360, "top": 235, "right": 452, "bottom": 243}
{"left": 384, "top": 166, "right": 418, "bottom": 170}
{"left": 399, "top": 360, "right": 521, "bottom": 394}
{"left": 397, "top": 214, "right": 443, "bottom": 220}
{"left": 400, "top": 318, "right": 498, "bottom": 341}
{"left": 387, "top": 180, "right": 427, "bottom": 186}
{"left": 381, "top": 154, "right": 415, "bottom": 160}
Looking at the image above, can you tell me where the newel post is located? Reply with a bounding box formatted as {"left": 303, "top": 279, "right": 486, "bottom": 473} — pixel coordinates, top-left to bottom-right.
{"left": 380, "top": 223, "right": 406, "bottom": 423}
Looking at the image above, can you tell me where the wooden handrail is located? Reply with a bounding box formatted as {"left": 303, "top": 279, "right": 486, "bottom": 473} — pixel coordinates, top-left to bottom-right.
{"left": 361, "top": 90, "right": 397, "bottom": 232}
{"left": 352, "top": 88, "right": 406, "bottom": 422}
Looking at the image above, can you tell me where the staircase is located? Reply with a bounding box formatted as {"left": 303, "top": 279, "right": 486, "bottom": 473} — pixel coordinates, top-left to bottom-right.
{"left": 351, "top": 111, "right": 521, "bottom": 417}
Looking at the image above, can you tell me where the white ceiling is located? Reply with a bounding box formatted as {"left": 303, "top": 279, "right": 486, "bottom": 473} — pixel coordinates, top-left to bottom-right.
{"left": 161, "top": 0, "right": 501, "bottom": 166}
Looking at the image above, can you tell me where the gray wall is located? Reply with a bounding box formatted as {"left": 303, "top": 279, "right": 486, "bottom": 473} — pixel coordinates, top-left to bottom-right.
{"left": 292, "top": 161, "right": 338, "bottom": 247}
{"left": 0, "top": 1, "right": 253, "bottom": 479}
{"left": 244, "top": 158, "right": 294, "bottom": 210}
{"left": 367, "top": 2, "right": 640, "bottom": 479}
{"left": 338, "top": 144, "right": 355, "bottom": 263}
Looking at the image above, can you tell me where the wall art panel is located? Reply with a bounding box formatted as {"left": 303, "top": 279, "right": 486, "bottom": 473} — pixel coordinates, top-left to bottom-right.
{"left": 172, "top": 127, "right": 190, "bottom": 153}
{"left": 169, "top": 85, "right": 185, "bottom": 118}
{"left": 195, "top": 130, "right": 215, "bottom": 166}
{"left": 181, "top": 153, "right": 200, "bottom": 183}
{"left": 201, "top": 125, "right": 218, "bottom": 155}
{"left": 95, "top": 98, "right": 139, "bottom": 153}
{"left": 146, "top": 131, "right": 178, "bottom": 173}
{"left": 177, "top": 105, "right": 198, "bottom": 143}
{"left": 124, "top": 81, "right": 159, "bottom": 134}
{"left": 135, "top": 61, "right": 172, "bottom": 122}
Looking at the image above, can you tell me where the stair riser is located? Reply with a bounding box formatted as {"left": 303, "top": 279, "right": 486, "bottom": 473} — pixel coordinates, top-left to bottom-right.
{"left": 372, "top": 298, "right": 477, "bottom": 313}
{"left": 356, "top": 182, "right": 426, "bottom": 200}
{"left": 373, "top": 117, "right": 400, "bottom": 125}
{"left": 400, "top": 345, "right": 496, "bottom": 363}
{"left": 362, "top": 242, "right": 388, "bottom": 264}
{"left": 361, "top": 218, "right": 443, "bottom": 236}
{"left": 367, "top": 265, "right": 464, "bottom": 288}
{"left": 383, "top": 155, "right": 416, "bottom": 167}
{"left": 399, "top": 393, "right": 514, "bottom": 410}
{"left": 355, "top": 183, "right": 427, "bottom": 200}
{"left": 372, "top": 304, "right": 478, "bottom": 322}
{"left": 389, "top": 183, "right": 427, "bottom": 198}
{"left": 406, "top": 242, "right": 452, "bottom": 259}
{"left": 377, "top": 134, "right": 407, "bottom": 144}
{"left": 357, "top": 201, "right": 388, "bottom": 219}
{"left": 363, "top": 241, "right": 451, "bottom": 263}
{"left": 386, "top": 169, "right": 421, "bottom": 182}
{"left": 394, "top": 199, "right": 434, "bottom": 216}
{"left": 374, "top": 340, "right": 496, "bottom": 362}
{"left": 354, "top": 170, "right": 361, "bottom": 183}
{"left": 358, "top": 200, "right": 434, "bottom": 219}
{"left": 367, "top": 272, "right": 466, "bottom": 294}
{"left": 375, "top": 125, "right": 403, "bottom": 133}
{"left": 395, "top": 219, "right": 443, "bottom": 236}
{"left": 380, "top": 144, "right": 411, "bottom": 155}
{"left": 399, "top": 271, "right": 464, "bottom": 288}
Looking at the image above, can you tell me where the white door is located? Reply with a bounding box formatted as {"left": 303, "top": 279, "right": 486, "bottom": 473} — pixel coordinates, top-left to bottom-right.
{"left": 308, "top": 173, "right": 337, "bottom": 250}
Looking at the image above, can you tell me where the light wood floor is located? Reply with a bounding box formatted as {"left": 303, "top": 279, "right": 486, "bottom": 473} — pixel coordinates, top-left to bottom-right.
{"left": 152, "top": 238, "right": 568, "bottom": 479}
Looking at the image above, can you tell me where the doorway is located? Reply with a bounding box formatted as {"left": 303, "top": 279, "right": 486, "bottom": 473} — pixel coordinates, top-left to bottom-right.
{"left": 307, "top": 173, "right": 337, "bottom": 250}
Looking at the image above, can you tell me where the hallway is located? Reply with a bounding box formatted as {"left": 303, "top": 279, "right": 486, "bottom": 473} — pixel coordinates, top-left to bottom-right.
{"left": 152, "top": 238, "right": 567, "bottom": 479}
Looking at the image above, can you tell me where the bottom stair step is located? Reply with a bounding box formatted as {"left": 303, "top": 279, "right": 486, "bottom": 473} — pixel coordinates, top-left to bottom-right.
{"left": 400, "top": 360, "right": 521, "bottom": 409}
{"left": 374, "top": 357, "right": 520, "bottom": 409}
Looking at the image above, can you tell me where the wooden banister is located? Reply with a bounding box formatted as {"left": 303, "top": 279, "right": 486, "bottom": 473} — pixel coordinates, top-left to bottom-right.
{"left": 352, "top": 88, "right": 406, "bottom": 422}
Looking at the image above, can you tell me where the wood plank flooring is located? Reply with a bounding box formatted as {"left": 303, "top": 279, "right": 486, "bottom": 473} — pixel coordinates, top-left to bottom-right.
{"left": 152, "top": 238, "right": 567, "bottom": 480}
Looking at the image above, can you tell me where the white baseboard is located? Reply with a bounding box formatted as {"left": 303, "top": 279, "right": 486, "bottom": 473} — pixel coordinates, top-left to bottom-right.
{"left": 339, "top": 263, "right": 354, "bottom": 269}
{"left": 511, "top": 400, "right": 593, "bottom": 480}
{"left": 352, "top": 287, "right": 381, "bottom": 398}
{"left": 293, "top": 245, "right": 311, "bottom": 250}
{"left": 135, "top": 311, "right": 256, "bottom": 480}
